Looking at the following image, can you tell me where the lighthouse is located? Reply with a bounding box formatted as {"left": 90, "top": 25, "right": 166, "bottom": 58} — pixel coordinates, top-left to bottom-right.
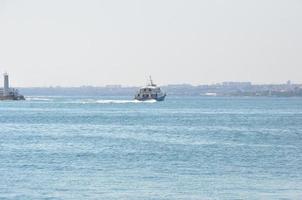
{"left": 0, "top": 72, "right": 25, "bottom": 100}
{"left": 3, "top": 73, "right": 10, "bottom": 96}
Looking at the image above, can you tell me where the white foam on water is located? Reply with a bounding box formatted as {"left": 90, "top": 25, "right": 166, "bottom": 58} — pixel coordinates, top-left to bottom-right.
{"left": 81, "top": 99, "right": 157, "bottom": 104}
{"left": 26, "top": 97, "right": 52, "bottom": 101}
{"left": 26, "top": 97, "right": 158, "bottom": 104}
{"left": 95, "top": 99, "right": 157, "bottom": 104}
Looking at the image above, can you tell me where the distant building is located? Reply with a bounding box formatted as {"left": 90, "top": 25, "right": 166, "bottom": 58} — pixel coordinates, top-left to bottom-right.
{"left": 222, "top": 82, "right": 252, "bottom": 87}
{"left": 105, "top": 84, "right": 122, "bottom": 89}
{"left": 165, "top": 84, "right": 193, "bottom": 88}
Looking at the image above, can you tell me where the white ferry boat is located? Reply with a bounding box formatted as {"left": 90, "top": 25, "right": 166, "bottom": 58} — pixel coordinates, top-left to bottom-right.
{"left": 135, "top": 77, "right": 166, "bottom": 101}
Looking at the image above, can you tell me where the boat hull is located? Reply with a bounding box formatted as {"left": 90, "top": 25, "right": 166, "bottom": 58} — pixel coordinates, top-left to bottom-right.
{"left": 135, "top": 94, "right": 166, "bottom": 102}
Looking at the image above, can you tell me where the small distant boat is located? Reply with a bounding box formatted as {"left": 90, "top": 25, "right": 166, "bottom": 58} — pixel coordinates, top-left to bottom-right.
{"left": 135, "top": 76, "right": 166, "bottom": 101}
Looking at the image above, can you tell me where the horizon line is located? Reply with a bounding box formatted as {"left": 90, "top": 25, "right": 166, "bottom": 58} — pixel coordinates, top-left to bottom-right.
{"left": 12, "top": 81, "right": 302, "bottom": 88}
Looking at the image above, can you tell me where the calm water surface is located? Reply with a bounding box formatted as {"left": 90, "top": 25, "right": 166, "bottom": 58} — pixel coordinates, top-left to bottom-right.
{"left": 0, "top": 96, "right": 302, "bottom": 200}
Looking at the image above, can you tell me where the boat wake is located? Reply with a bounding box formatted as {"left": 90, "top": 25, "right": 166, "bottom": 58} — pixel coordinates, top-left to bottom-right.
{"left": 26, "top": 97, "right": 157, "bottom": 104}
{"left": 83, "top": 99, "right": 157, "bottom": 104}
{"left": 26, "top": 97, "right": 52, "bottom": 101}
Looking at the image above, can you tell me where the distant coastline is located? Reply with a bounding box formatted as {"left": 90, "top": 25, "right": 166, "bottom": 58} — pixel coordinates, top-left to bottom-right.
{"left": 18, "top": 82, "right": 302, "bottom": 97}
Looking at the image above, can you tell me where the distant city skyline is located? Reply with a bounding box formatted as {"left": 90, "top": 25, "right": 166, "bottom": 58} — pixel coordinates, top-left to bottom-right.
{"left": 0, "top": 0, "right": 301, "bottom": 87}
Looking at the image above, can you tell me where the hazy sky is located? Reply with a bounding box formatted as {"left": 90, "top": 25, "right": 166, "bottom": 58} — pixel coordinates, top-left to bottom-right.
{"left": 0, "top": 0, "right": 301, "bottom": 87}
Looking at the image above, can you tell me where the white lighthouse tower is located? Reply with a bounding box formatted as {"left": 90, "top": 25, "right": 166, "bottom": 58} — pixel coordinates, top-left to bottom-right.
{"left": 3, "top": 73, "right": 10, "bottom": 96}
{"left": 0, "top": 72, "right": 25, "bottom": 100}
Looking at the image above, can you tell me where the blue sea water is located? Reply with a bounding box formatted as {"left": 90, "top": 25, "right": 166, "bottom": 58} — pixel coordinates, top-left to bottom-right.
{"left": 0, "top": 96, "right": 302, "bottom": 200}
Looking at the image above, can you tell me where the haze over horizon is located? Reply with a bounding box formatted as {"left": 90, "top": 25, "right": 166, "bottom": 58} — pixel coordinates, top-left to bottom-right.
{"left": 0, "top": 0, "right": 301, "bottom": 87}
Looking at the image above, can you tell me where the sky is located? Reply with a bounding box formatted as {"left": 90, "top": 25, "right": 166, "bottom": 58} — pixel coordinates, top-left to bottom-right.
{"left": 0, "top": 0, "right": 301, "bottom": 87}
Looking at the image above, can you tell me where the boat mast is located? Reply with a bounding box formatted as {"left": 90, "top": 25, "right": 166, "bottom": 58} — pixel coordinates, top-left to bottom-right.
{"left": 149, "top": 76, "right": 156, "bottom": 86}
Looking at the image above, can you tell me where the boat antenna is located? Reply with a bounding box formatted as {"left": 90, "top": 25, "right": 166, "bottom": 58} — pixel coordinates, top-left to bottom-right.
{"left": 149, "top": 75, "right": 155, "bottom": 86}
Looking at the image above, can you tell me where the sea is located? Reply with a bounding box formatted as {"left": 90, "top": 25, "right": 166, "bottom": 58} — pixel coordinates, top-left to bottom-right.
{"left": 0, "top": 96, "right": 301, "bottom": 200}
